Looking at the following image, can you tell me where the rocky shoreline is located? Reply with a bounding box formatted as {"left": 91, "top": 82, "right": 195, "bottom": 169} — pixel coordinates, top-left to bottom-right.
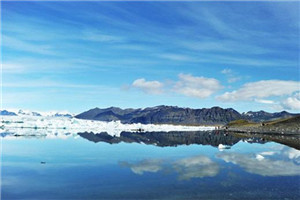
{"left": 224, "top": 127, "right": 299, "bottom": 135}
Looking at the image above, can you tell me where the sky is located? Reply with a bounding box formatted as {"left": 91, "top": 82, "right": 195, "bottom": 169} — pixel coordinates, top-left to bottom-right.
{"left": 1, "top": 1, "right": 299, "bottom": 114}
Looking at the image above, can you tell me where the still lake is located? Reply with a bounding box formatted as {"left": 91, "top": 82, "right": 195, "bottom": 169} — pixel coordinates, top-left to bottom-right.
{"left": 1, "top": 131, "right": 300, "bottom": 200}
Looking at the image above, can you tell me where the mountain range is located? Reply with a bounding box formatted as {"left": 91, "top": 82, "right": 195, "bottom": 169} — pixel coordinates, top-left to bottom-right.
{"left": 0, "top": 109, "right": 73, "bottom": 118}
{"left": 79, "top": 130, "right": 299, "bottom": 150}
{"left": 1, "top": 106, "right": 298, "bottom": 125}
{"left": 75, "top": 106, "right": 299, "bottom": 125}
{"left": 78, "top": 131, "right": 243, "bottom": 147}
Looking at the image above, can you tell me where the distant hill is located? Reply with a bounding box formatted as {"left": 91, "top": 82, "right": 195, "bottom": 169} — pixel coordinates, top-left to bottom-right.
{"left": 0, "top": 110, "right": 17, "bottom": 116}
{"left": 18, "top": 109, "right": 42, "bottom": 116}
{"left": 53, "top": 113, "right": 73, "bottom": 117}
{"left": 242, "top": 110, "right": 297, "bottom": 122}
{"left": 76, "top": 106, "right": 241, "bottom": 125}
{"left": 75, "top": 106, "right": 298, "bottom": 125}
{"left": 0, "top": 109, "right": 73, "bottom": 117}
{"left": 226, "top": 116, "right": 300, "bottom": 135}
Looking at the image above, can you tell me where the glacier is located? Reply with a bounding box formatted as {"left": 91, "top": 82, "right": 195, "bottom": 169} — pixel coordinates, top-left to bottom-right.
{"left": 0, "top": 115, "right": 215, "bottom": 139}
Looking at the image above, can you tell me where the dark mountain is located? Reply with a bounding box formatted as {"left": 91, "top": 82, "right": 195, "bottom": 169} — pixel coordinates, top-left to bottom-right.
{"left": 0, "top": 110, "right": 17, "bottom": 116}
{"left": 77, "top": 107, "right": 137, "bottom": 121}
{"left": 76, "top": 106, "right": 241, "bottom": 125}
{"left": 226, "top": 116, "right": 300, "bottom": 135}
{"left": 243, "top": 110, "right": 297, "bottom": 122}
{"left": 76, "top": 106, "right": 299, "bottom": 125}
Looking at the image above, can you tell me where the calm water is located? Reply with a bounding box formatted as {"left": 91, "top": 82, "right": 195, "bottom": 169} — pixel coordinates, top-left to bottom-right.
{"left": 1, "top": 131, "right": 300, "bottom": 200}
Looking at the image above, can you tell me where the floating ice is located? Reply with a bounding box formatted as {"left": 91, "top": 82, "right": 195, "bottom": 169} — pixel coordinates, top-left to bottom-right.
{"left": 0, "top": 115, "right": 215, "bottom": 139}
{"left": 218, "top": 144, "right": 231, "bottom": 151}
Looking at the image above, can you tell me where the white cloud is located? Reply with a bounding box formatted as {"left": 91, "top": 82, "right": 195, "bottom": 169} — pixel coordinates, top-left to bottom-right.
{"left": 280, "top": 94, "right": 300, "bottom": 111}
{"left": 220, "top": 68, "right": 241, "bottom": 83}
{"left": 221, "top": 69, "right": 232, "bottom": 74}
{"left": 159, "top": 53, "right": 193, "bottom": 61}
{"left": 174, "top": 73, "right": 223, "bottom": 98}
{"left": 2, "top": 63, "right": 26, "bottom": 73}
{"left": 132, "top": 78, "right": 164, "bottom": 94}
{"left": 2, "top": 58, "right": 95, "bottom": 74}
{"left": 2, "top": 79, "right": 100, "bottom": 89}
{"left": 254, "top": 99, "right": 275, "bottom": 104}
{"left": 228, "top": 77, "right": 241, "bottom": 83}
{"left": 81, "top": 30, "right": 123, "bottom": 43}
{"left": 2, "top": 35, "right": 54, "bottom": 55}
{"left": 217, "top": 80, "right": 300, "bottom": 102}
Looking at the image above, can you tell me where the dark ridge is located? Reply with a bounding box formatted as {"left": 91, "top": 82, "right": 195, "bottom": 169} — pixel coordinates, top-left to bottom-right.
{"left": 75, "top": 106, "right": 298, "bottom": 125}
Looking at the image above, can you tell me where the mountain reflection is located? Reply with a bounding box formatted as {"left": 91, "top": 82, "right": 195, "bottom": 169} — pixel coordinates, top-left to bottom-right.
{"left": 78, "top": 131, "right": 300, "bottom": 150}
{"left": 78, "top": 131, "right": 241, "bottom": 147}
{"left": 2, "top": 129, "right": 299, "bottom": 149}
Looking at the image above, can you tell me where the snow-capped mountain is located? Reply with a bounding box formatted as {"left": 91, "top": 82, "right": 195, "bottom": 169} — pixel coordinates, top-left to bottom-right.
{"left": 18, "top": 109, "right": 42, "bottom": 116}
{"left": 0, "top": 109, "right": 73, "bottom": 117}
{"left": 39, "top": 111, "right": 74, "bottom": 118}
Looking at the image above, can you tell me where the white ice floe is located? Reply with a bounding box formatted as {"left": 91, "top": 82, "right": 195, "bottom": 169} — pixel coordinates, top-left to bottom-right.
{"left": 218, "top": 144, "right": 231, "bottom": 151}
{"left": 0, "top": 115, "right": 215, "bottom": 138}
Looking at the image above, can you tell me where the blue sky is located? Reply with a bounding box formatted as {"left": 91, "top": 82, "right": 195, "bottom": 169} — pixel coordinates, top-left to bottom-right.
{"left": 1, "top": 1, "right": 299, "bottom": 114}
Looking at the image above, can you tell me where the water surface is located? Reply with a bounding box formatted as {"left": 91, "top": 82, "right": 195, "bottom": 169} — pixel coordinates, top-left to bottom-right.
{"left": 1, "top": 131, "right": 300, "bottom": 200}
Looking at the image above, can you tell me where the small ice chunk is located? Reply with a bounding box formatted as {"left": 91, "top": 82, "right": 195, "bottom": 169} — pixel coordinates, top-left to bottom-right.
{"left": 256, "top": 154, "right": 264, "bottom": 161}
{"left": 218, "top": 144, "right": 231, "bottom": 151}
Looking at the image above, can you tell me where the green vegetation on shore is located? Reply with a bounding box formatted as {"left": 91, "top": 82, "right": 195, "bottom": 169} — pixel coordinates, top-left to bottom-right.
{"left": 227, "top": 119, "right": 258, "bottom": 127}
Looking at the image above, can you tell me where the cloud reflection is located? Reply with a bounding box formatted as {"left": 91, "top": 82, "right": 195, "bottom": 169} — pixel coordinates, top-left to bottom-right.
{"left": 218, "top": 152, "right": 300, "bottom": 176}
{"left": 119, "top": 155, "right": 220, "bottom": 180}
{"left": 173, "top": 155, "right": 220, "bottom": 180}
{"left": 119, "top": 159, "right": 163, "bottom": 175}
